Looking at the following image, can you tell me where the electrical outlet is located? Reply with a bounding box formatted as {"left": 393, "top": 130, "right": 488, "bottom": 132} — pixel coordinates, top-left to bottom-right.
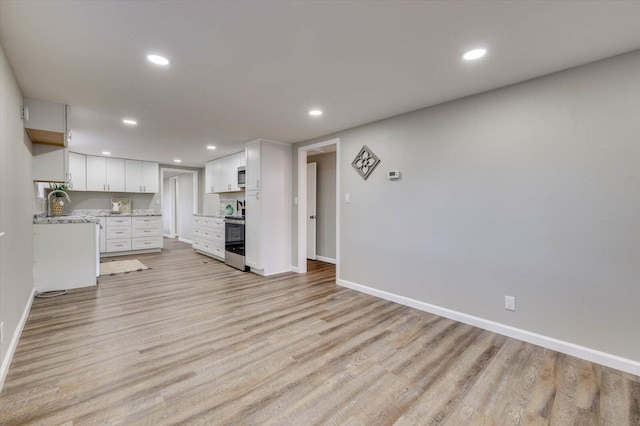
{"left": 504, "top": 296, "right": 516, "bottom": 311}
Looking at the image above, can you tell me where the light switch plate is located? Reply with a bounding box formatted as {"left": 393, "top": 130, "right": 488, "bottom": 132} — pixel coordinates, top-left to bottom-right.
{"left": 345, "top": 193, "right": 351, "bottom": 203}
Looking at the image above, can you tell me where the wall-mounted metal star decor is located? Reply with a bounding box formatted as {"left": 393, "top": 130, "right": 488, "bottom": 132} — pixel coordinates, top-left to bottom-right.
{"left": 351, "top": 145, "right": 380, "bottom": 180}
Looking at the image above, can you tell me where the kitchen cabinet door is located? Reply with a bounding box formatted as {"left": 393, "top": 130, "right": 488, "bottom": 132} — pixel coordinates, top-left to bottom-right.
{"left": 125, "top": 159, "right": 143, "bottom": 192}
{"left": 24, "top": 98, "right": 68, "bottom": 146}
{"left": 68, "top": 152, "right": 86, "bottom": 191}
{"left": 125, "top": 160, "right": 158, "bottom": 193}
{"left": 213, "top": 160, "right": 225, "bottom": 192}
{"left": 205, "top": 161, "right": 215, "bottom": 194}
{"left": 246, "top": 140, "right": 261, "bottom": 190}
{"left": 245, "top": 190, "right": 261, "bottom": 269}
{"left": 33, "top": 145, "right": 68, "bottom": 182}
{"left": 142, "top": 162, "right": 159, "bottom": 193}
{"left": 227, "top": 151, "right": 245, "bottom": 191}
{"left": 86, "top": 155, "right": 107, "bottom": 191}
{"left": 106, "top": 158, "right": 125, "bottom": 192}
{"left": 98, "top": 217, "right": 106, "bottom": 253}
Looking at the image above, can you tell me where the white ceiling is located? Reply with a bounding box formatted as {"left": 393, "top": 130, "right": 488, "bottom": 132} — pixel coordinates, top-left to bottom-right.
{"left": 1, "top": 1, "right": 639, "bottom": 167}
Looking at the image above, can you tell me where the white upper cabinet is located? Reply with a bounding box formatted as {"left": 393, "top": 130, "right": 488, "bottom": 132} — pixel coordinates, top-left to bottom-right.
{"left": 86, "top": 156, "right": 107, "bottom": 191}
{"left": 205, "top": 161, "right": 216, "bottom": 194}
{"left": 86, "top": 156, "right": 125, "bottom": 192}
{"left": 33, "top": 145, "right": 68, "bottom": 182}
{"left": 245, "top": 140, "right": 261, "bottom": 191}
{"left": 106, "top": 158, "right": 125, "bottom": 192}
{"left": 125, "top": 160, "right": 143, "bottom": 192}
{"left": 68, "top": 152, "right": 86, "bottom": 191}
{"left": 125, "top": 160, "right": 158, "bottom": 193}
{"left": 205, "top": 150, "right": 246, "bottom": 193}
{"left": 142, "top": 161, "right": 159, "bottom": 193}
{"left": 23, "top": 98, "right": 68, "bottom": 146}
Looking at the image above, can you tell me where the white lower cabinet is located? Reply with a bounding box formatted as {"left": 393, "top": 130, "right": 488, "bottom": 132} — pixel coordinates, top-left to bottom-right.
{"left": 34, "top": 223, "right": 97, "bottom": 292}
{"left": 102, "top": 215, "right": 163, "bottom": 255}
{"left": 98, "top": 217, "right": 106, "bottom": 253}
{"left": 192, "top": 215, "right": 225, "bottom": 260}
{"left": 132, "top": 216, "right": 163, "bottom": 250}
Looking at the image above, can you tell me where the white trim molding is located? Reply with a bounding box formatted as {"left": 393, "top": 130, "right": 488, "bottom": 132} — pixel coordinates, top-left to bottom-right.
{"left": 0, "top": 288, "right": 36, "bottom": 392}
{"left": 338, "top": 278, "right": 640, "bottom": 376}
{"left": 178, "top": 237, "right": 192, "bottom": 244}
{"left": 315, "top": 256, "right": 336, "bottom": 264}
{"left": 297, "top": 138, "right": 340, "bottom": 276}
{"left": 290, "top": 265, "right": 300, "bottom": 273}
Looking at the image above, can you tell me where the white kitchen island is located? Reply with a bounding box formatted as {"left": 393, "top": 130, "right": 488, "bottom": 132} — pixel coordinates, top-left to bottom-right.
{"left": 33, "top": 220, "right": 99, "bottom": 293}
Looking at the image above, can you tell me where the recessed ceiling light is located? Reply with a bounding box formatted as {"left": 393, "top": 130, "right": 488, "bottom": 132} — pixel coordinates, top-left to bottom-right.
{"left": 207, "top": 145, "right": 216, "bottom": 150}
{"left": 102, "top": 151, "right": 111, "bottom": 155}
{"left": 309, "top": 109, "right": 323, "bottom": 116}
{"left": 174, "top": 159, "right": 182, "bottom": 163}
{"left": 463, "top": 48, "right": 487, "bottom": 61}
{"left": 122, "top": 119, "right": 137, "bottom": 125}
{"left": 147, "top": 54, "right": 170, "bottom": 66}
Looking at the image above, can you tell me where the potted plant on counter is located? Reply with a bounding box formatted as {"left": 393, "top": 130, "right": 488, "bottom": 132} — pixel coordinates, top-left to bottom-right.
{"left": 49, "top": 183, "right": 69, "bottom": 216}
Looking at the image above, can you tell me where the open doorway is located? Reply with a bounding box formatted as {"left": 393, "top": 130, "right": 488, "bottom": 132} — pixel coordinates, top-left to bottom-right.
{"left": 160, "top": 168, "right": 198, "bottom": 243}
{"left": 297, "top": 138, "right": 340, "bottom": 277}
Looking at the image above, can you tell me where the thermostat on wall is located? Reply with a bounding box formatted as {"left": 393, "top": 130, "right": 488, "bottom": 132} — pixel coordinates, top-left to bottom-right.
{"left": 387, "top": 170, "right": 401, "bottom": 180}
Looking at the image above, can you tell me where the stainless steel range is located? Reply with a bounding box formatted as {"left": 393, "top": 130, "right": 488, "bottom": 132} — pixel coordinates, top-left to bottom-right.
{"left": 224, "top": 216, "right": 248, "bottom": 271}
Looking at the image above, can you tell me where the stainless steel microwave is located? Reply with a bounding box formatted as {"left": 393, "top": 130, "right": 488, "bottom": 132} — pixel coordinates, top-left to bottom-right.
{"left": 238, "top": 166, "right": 246, "bottom": 188}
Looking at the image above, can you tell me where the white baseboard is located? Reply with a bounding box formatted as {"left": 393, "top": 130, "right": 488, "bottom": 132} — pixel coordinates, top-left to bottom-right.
{"left": 178, "top": 237, "right": 192, "bottom": 244}
{"left": 290, "top": 265, "right": 300, "bottom": 273}
{"left": 338, "top": 278, "right": 640, "bottom": 376}
{"left": 315, "top": 256, "right": 336, "bottom": 264}
{"left": 163, "top": 233, "right": 175, "bottom": 239}
{"left": 0, "top": 288, "right": 36, "bottom": 392}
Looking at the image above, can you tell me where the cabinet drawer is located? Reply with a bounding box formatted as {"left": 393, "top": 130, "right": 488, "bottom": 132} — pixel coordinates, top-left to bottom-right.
{"left": 132, "top": 216, "right": 161, "bottom": 229}
{"left": 132, "top": 236, "right": 162, "bottom": 250}
{"left": 193, "top": 226, "right": 216, "bottom": 240}
{"left": 212, "top": 218, "right": 225, "bottom": 228}
{"left": 106, "top": 238, "right": 131, "bottom": 252}
{"left": 107, "top": 226, "right": 131, "bottom": 239}
{"left": 193, "top": 226, "right": 206, "bottom": 239}
{"left": 132, "top": 227, "right": 161, "bottom": 238}
{"left": 210, "top": 245, "right": 225, "bottom": 259}
{"left": 107, "top": 216, "right": 132, "bottom": 226}
{"left": 211, "top": 230, "right": 225, "bottom": 244}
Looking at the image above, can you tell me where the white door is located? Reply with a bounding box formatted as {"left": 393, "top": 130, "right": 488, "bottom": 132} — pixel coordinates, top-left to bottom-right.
{"left": 306, "top": 162, "right": 317, "bottom": 260}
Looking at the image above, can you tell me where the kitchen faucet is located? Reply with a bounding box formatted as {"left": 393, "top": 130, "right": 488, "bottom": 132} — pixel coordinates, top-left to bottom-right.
{"left": 47, "top": 190, "right": 71, "bottom": 216}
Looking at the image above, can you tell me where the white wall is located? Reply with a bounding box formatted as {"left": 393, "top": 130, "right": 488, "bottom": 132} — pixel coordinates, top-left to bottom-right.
{"left": 0, "top": 43, "right": 34, "bottom": 385}
{"left": 292, "top": 50, "right": 640, "bottom": 366}
{"left": 307, "top": 152, "right": 336, "bottom": 260}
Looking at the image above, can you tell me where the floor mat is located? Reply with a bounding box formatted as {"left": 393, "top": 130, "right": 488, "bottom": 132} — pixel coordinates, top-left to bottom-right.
{"left": 100, "top": 259, "right": 149, "bottom": 276}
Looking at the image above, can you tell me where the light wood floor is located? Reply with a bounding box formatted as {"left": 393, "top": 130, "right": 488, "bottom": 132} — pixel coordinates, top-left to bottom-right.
{"left": 1, "top": 239, "right": 638, "bottom": 425}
